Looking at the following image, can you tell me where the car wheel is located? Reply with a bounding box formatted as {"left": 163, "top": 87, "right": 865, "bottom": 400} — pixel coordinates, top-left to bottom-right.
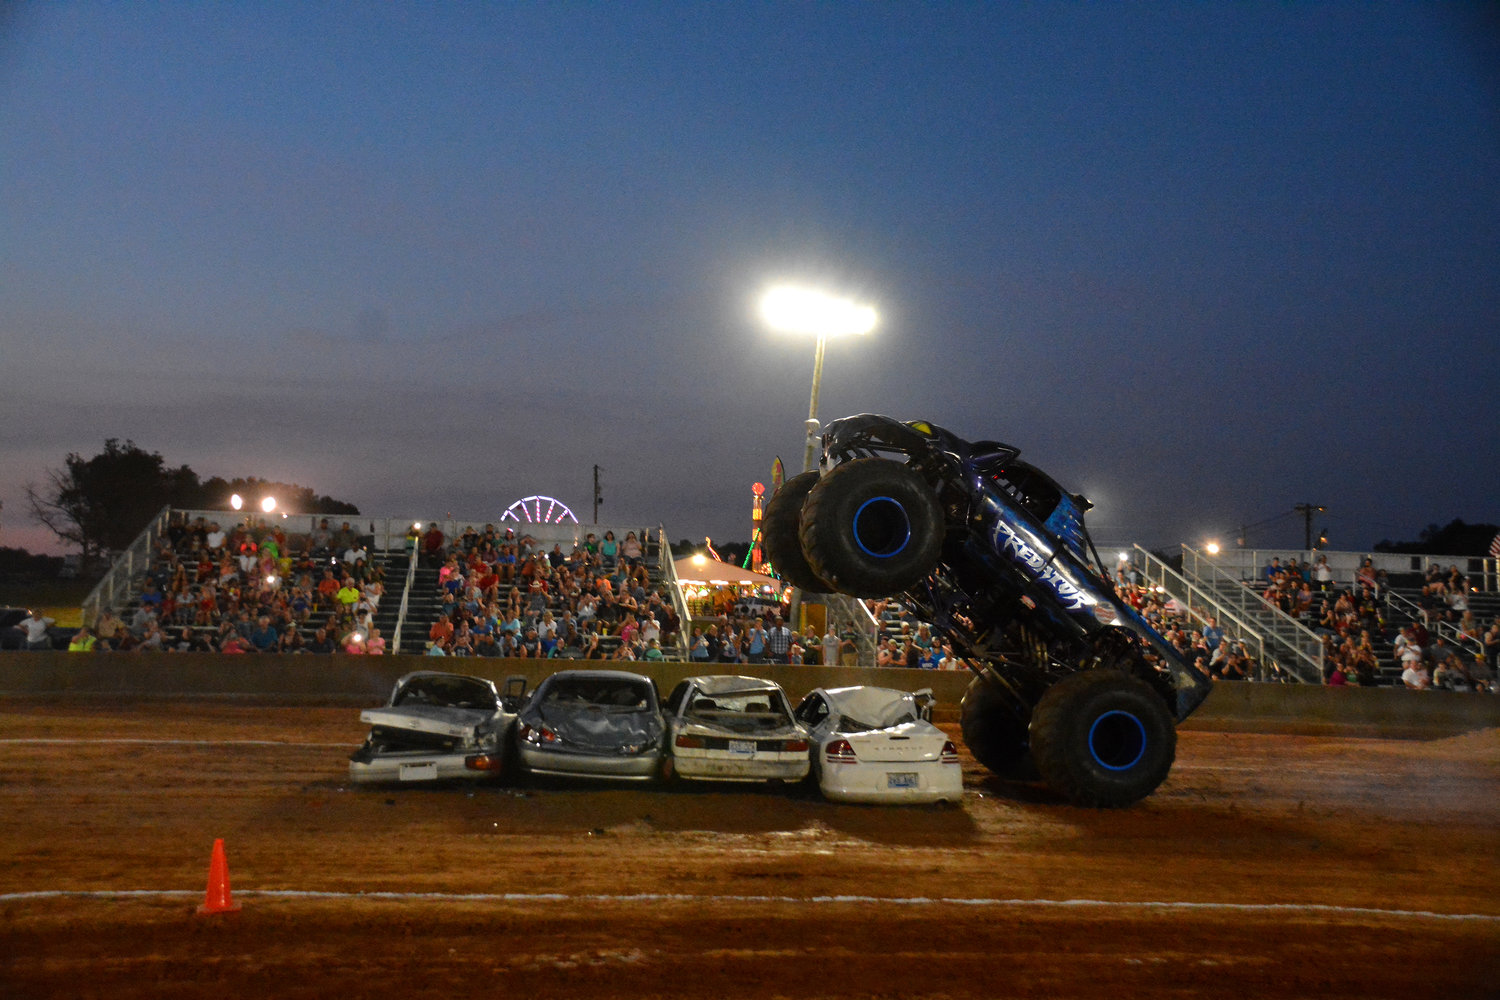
{"left": 799, "top": 458, "right": 943, "bottom": 598}
{"left": 959, "top": 676, "right": 1037, "bottom": 780}
{"left": 761, "top": 471, "right": 835, "bottom": 593}
{"left": 1028, "top": 670, "right": 1176, "bottom": 808}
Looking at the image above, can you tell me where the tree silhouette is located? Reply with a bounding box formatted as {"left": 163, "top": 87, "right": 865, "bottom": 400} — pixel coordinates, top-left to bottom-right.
{"left": 26, "top": 440, "right": 358, "bottom": 563}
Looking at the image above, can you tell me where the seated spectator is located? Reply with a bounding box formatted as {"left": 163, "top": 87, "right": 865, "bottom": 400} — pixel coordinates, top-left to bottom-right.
{"left": 336, "top": 577, "right": 361, "bottom": 615}
{"left": 305, "top": 628, "right": 336, "bottom": 654}
{"left": 1401, "top": 659, "right": 1431, "bottom": 690}
{"left": 247, "top": 615, "right": 281, "bottom": 653}
{"left": 219, "top": 628, "right": 252, "bottom": 654}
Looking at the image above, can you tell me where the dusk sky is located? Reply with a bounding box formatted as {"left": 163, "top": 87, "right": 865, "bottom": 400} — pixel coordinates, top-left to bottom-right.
{"left": 2, "top": 3, "right": 1497, "bottom": 558}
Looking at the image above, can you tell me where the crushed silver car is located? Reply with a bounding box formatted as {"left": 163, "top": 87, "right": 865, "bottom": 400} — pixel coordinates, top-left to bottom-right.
{"left": 662, "top": 675, "right": 810, "bottom": 783}
{"left": 514, "top": 670, "right": 665, "bottom": 781}
{"left": 348, "top": 671, "right": 527, "bottom": 785}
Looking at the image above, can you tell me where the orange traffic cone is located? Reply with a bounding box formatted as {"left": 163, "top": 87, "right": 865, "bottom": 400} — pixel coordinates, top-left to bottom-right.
{"left": 196, "top": 838, "right": 242, "bottom": 915}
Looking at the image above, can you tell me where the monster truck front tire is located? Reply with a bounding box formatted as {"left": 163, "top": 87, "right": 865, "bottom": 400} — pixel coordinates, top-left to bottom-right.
{"left": 799, "top": 458, "right": 943, "bottom": 598}
{"left": 1029, "top": 669, "right": 1176, "bottom": 808}
{"left": 960, "top": 676, "right": 1037, "bottom": 780}
{"left": 761, "top": 471, "right": 835, "bottom": 593}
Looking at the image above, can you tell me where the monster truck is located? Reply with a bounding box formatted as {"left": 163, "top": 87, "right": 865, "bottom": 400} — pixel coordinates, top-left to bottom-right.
{"left": 762, "top": 414, "right": 1214, "bottom": 807}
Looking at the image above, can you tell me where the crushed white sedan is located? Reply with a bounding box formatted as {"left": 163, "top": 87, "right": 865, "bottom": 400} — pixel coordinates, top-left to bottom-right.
{"left": 348, "top": 671, "right": 527, "bottom": 785}
{"left": 662, "top": 675, "right": 810, "bottom": 783}
{"left": 794, "top": 686, "right": 962, "bottom": 804}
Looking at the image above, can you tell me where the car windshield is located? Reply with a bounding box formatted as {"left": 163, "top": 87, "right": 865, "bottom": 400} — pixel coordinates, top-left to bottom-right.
{"left": 686, "top": 689, "right": 791, "bottom": 733}
{"left": 393, "top": 675, "right": 498, "bottom": 710}
{"left": 541, "top": 676, "right": 653, "bottom": 712}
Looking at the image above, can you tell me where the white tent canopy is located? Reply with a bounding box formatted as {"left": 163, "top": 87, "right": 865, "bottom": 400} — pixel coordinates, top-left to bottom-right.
{"left": 672, "top": 556, "right": 781, "bottom": 587}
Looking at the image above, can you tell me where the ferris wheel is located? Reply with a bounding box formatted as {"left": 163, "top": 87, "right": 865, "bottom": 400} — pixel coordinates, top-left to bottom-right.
{"left": 500, "top": 495, "right": 579, "bottom": 524}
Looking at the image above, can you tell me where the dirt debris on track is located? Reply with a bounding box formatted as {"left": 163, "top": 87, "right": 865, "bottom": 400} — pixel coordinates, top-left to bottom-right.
{"left": 0, "top": 698, "right": 1496, "bottom": 999}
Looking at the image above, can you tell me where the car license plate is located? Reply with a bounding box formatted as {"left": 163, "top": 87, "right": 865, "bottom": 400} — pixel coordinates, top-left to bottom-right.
{"left": 399, "top": 761, "right": 439, "bottom": 781}
{"left": 886, "top": 772, "right": 919, "bottom": 789}
{"left": 728, "top": 740, "right": 756, "bottom": 755}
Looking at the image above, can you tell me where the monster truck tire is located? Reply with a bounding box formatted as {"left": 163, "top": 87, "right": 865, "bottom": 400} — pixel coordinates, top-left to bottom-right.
{"left": 959, "top": 676, "right": 1037, "bottom": 780}
{"left": 799, "top": 458, "right": 943, "bottom": 598}
{"left": 761, "top": 471, "right": 835, "bottom": 593}
{"left": 1029, "top": 669, "right": 1175, "bottom": 808}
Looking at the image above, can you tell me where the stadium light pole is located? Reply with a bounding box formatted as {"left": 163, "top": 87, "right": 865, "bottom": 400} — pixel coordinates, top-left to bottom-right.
{"left": 759, "top": 286, "right": 878, "bottom": 472}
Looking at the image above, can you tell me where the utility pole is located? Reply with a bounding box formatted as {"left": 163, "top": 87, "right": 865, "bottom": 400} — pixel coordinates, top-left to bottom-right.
{"left": 1293, "top": 503, "right": 1325, "bottom": 552}
{"left": 593, "top": 465, "right": 603, "bottom": 525}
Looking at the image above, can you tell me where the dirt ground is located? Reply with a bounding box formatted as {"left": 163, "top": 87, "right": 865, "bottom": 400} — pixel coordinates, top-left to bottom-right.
{"left": 0, "top": 698, "right": 1496, "bottom": 999}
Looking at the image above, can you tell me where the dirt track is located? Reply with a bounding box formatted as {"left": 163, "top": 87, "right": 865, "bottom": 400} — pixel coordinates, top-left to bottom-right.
{"left": 1, "top": 699, "right": 1496, "bottom": 999}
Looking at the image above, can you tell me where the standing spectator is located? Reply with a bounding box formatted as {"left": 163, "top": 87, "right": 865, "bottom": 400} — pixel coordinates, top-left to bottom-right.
{"left": 822, "top": 625, "right": 839, "bottom": 668}
{"left": 746, "top": 619, "right": 768, "bottom": 664}
{"left": 839, "top": 623, "right": 859, "bottom": 667}
{"left": 19, "top": 610, "right": 55, "bottom": 651}
{"left": 422, "top": 523, "right": 446, "bottom": 566}
{"left": 765, "top": 617, "right": 793, "bottom": 664}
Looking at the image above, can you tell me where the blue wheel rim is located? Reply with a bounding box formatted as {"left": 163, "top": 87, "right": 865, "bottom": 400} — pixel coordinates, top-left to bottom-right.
{"left": 1088, "top": 710, "right": 1147, "bottom": 771}
{"left": 852, "top": 497, "right": 911, "bottom": 559}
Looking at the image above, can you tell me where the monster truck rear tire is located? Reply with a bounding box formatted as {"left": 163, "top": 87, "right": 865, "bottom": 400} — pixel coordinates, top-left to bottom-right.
{"left": 1029, "top": 669, "right": 1175, "bottom": 808}
{"left": 799, "top": 458, "right": 942, "bottom": 598}
{"left": 959, "top": 676, "right": 1037, "bottom": 780}
{"left": 762, "top": 471, "right": 835, "bottom": 593}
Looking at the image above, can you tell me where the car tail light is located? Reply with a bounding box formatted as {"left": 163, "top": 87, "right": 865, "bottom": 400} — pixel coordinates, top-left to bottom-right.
{"left": 520, "top": 724, "right": 560, "bottom": 745}
{"left": 674, "top": 734, "right": 704, "bottom": 749}
{"left": 465, "top": 753, "right": 501, "bottom": 771}
{"left": 941, "top": 740, "right": 959, "bottom": 764}
{"left": 825, "top": 739, "right": 857, "bottom": 764}
{"left": 785, "top": 739, "right": 808, "bottom": 753}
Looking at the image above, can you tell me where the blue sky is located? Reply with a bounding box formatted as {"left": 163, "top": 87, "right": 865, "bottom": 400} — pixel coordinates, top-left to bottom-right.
{"left": 2, "top": 2, "right": 1496, "bottom": 556}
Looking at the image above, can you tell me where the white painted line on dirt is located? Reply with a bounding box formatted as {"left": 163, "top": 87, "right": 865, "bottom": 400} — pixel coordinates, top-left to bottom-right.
{"left": 1, "top": 889, "right": 1494, "bottom": 923}
{"left": 0, "top": 738, "right": 349, "bottom": 748}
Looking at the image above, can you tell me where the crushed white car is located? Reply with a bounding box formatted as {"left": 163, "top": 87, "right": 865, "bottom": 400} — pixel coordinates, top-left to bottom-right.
{"left": 348, "top": 671, "right": 527, "bottom": 784}
{"left": 794, "top": 686, "right": 962, "bottom": 804}
{"left": 662, "top": 675, "right": 810, "bottom": 783}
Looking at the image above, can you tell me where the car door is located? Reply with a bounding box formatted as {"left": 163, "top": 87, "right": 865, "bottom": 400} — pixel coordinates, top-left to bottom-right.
{"left": 793, "top": 690, "right": 832, "bottom": 780}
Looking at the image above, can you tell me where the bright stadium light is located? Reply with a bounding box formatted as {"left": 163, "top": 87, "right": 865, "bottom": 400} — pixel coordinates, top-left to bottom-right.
{"left": 1205, "top": 540, "right": 1222, "bottom": 555}
{"left": 230, "top": 494, "right": 244, "bottom": 511}
{"left": 760, "top": 286, "right": 878, "bottom": 339}
{"left": 261, "top": 496, "right": 277, "bottom": 514}
{"left": 759, "top": 284, "right": 878, "bottom": 472}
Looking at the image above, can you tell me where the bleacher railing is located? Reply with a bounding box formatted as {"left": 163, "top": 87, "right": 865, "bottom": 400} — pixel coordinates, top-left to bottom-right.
{"left": 389, "top": 546, "right": 419, "bottom": 655}
{"left": 81, "top": 505, "right": 172, "bottom": 626}
{"left": 1130, "top": 545, "right": 1288, "bottom": 682}
{"left": 1384, "top": 589, "right": 1485, "bottom": 660}
{"left": 1176, "top": 545, "right": 1325, "bottom": 684}
{"left": 656, "top": 528, "right": 693, "bottom": 660}
{"left": 1199, "top": 547, "right": 1498, "bottom": 592}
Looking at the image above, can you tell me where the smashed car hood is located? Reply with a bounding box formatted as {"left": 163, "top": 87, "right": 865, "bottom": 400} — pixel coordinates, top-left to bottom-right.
{"left": 361, "top": 705, "right": 495, "bottom": 739}
{"left": 534, "top": 703, "right": 661, "bottom": 749}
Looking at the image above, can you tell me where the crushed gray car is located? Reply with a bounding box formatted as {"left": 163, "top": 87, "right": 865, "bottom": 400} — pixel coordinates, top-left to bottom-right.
{"left": 348, "top": 671, "right": 527, "bottom": 785}
{"left": 514, "top": 669, "right": 665, "bottom": 781}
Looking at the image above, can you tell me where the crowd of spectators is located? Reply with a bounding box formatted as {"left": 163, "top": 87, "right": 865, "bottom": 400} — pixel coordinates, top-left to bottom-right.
{"left": 413, "top": 524, "right": 682, "bottom": 662}
{"left": 76, "top": 515, "right": 388, "bottom": 655}
{"left": 1252, "top": 555, "right": 1494, "bottom": 691}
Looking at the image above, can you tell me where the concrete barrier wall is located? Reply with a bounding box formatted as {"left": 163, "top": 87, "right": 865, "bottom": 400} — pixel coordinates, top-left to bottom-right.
{"left": 2, "top": 652, "right": 1496, "bottom": 733}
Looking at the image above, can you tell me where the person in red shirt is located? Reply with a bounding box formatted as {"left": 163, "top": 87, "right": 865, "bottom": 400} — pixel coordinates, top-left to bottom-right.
{"left": 428, "top": 613, "right": 455, "bottom": 647}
